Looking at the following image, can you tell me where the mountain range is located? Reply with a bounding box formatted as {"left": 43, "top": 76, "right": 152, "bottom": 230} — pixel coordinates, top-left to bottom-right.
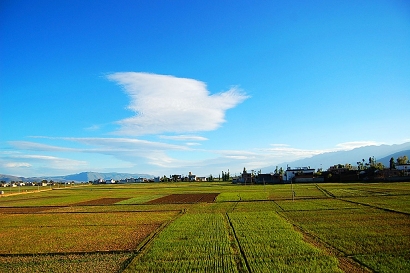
{"left": 1, "top": 142, "right": 409, "bottom": 182}
{"left": 0, "top": 172, "right": 154, "bottom": 183}
{"left": 261, "top": 142, "right": 410, "bottom": 172}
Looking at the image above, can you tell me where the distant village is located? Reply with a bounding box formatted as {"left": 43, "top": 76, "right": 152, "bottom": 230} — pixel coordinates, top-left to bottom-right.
{"left": 1, "top": 156, "right": 409, "bottom": 190}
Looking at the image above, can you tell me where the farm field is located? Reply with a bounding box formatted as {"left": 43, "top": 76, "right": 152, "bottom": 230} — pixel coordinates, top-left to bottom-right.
{"left": 0, "top": 182, "right": 409, "bottom": 272}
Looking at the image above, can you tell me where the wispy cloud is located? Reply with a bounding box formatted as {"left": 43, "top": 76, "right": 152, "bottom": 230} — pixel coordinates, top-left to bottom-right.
{"left": 8, "top": 141, "right": 78, "bottom": 152}
{"left": 84, "top": 124, "right": 101, "bottom": 131}
{"left": 335, "top": 141, "right": 383, "bottom": 150}
{"left": 159, "top": 135, "right": 208, "bottom": 141}
{"left": 0, "top": 153, "right": 88, "bottom": 176}
{"left": 107, "top": 72, "right": 249, "bottom": 135}
{"left": 5, "top": 162, "right": 31, "bottom": 168}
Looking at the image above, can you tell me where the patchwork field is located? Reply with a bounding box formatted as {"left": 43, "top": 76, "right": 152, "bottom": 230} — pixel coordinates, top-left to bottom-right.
{"left": 0, "top": 182, "right": 409, "bottom": 272}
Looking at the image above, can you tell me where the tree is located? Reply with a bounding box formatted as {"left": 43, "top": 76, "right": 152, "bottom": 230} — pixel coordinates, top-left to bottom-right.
{"left": 374, "top": 162, "right": 384, "bottom": 171}
{"left": 221, "top": 170, "right": 230, "bottom": 181}
{"left": 279, "top": 167, "right": 284, "bottom": 175}
{"left": 397, "top": 155, "right": 409, "bottom": 165}
{"left": 389, "top": 157, "right": 395, "bottom": 170}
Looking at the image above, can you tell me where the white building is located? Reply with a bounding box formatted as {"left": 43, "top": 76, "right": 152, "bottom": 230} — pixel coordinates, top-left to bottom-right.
{"left": 284, "top": 167, "right": 315, "bottom": 181}
{"left": 396, "top": 164, "right": 410, "bottom": 171}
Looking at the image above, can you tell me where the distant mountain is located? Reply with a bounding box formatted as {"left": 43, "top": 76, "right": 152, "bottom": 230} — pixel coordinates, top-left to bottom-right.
{"left": 0, "top": 172, "right": 154, "bottom": 183}
{"left": 57, "top": 172, "right": 154, "bottom": 182}
{"left": 0, "top": 174, "right": 25, "bottom": 183}
{"left": 377, "top": 150, "right": 410, "bottom": 166}
{"left": 261, "top": 142, "right": 410, "bottom": 172}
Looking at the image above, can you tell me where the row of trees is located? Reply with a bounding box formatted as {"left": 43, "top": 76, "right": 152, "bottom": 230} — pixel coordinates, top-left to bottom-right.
{"left": 357, "top": 157, "right": 384, "bottom": 170}
{"left": 389, "top": 156, "right": 409, "bottom": 169}
{"left": 355, "top": 155, "right": 409, "bottom": 171}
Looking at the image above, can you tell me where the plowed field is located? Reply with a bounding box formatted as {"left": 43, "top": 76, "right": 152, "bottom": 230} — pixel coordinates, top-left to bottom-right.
{"left": 73, "top": 198, "right": 130, "bottom": 206}
{"left": 146, "top": 193, "right": 219, "bottom": 204}
{"left": 0, "top": 206, "right": 58, "bottom": 214}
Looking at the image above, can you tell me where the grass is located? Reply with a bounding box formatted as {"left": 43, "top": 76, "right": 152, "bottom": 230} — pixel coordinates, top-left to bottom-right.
{"left": 0, "top": 211, "right": 179, "bottom": 254}
{"left": 124, "top": 212, "right": 239, "bottom": 273}
{"left": 0, "top": 181, "right": 409, "bottom": 272}
{"left": 228, "top": 208, "right": 341, "bottom": 272}
{"left": 0, "top": 253, "right": 132, "bottom": 273}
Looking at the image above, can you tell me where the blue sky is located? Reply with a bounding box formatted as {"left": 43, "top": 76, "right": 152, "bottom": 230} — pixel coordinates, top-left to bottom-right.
{"left": 1, "top": 0, "right": 409, "bottom": 177}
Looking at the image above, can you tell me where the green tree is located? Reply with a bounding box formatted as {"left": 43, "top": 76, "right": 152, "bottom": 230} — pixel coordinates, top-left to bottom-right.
{"left": 374, "top": 162, "right": 384, "bottom": 170}
{"left": 397, "top": 155, "right": 409, "bottom": 165}
{"left": 389, "top": 157, "right": 395, "bottom": 170}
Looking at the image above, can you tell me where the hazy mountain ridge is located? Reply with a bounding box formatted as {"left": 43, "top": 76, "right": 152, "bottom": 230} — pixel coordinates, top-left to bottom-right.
{"left": 0, "top": 172, "right": 154, "bottom": 183}
{"left": 2, "top": 143, "right": 409, "bottom": 182}
{"left": 262, "top": 142, "right": 410, "bottom": 172}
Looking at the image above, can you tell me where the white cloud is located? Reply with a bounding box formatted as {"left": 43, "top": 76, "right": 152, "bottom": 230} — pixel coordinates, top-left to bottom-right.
{"left": 5, "top": 162, "right": 31, "bottom": 168}
{"left": 186, "top": 142, "right": 202, "bottom": 146}
{"left": 107, "top": 72, "right": 249, "bottom": 135}
{"left": 8, "top": 141, "right": 77, "bottom": 152}
{"left": 335, "top": 141, "right": 383, "bottom": 150}
{"left": 84, "top": 124, "right": 101, "bottom": 131}
{"left": 159, "top": 135, "right": 208, "bottom": 141}
{"left": 264, "top": 145, "right": 324, "bottom": 158}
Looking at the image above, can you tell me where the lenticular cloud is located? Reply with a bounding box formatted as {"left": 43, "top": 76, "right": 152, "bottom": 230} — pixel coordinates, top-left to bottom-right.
{"left": 107, "top": 72, "right": 248, "bottom": 135}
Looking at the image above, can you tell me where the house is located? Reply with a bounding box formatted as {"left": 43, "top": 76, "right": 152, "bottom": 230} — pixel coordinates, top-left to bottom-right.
{"left": 188, "top": 172, "right": 196, "bottom": 182}
{"left": 396, "top": 164, "right": 410, "bottom": 172}
{"left": 256, "top": 173, "right": 282, "bottom": 184}
{"left": 284, "top": 167, "right": 315, "bottom": 182}
{"left": 196, "top": 177, "right": 208, "bottom": 182}
{"left": 234, "top": 169, "right": 253, "bottom": 184}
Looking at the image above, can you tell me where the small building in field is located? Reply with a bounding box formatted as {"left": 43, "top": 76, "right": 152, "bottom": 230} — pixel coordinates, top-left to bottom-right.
{"left": 256, "top": 173, "right": 282, "bottom": 184}
{"left": 188, "top": 172, "right": 197, "bottom": 182}
{"left": 396, "top": 164, "right": 410, "bottom": 172}
{"left": 196, "top": 177, "right": 208, "bottom": 182}
{"left": 284, "top": 167, "right": 315, "bottom": 182}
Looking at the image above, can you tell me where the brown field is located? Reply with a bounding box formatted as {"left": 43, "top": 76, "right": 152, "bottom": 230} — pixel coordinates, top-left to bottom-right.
{"left": 72, "top": 197, "right": 130, "bottom": 206}
{"left": 0, "top": 208, "right": 181, "bottom": 255}
{"left": 146, "top": 193, "right": 219, "bottom": 204}
{"left": 0, "top": 206, "right": 59, "bottom": 213}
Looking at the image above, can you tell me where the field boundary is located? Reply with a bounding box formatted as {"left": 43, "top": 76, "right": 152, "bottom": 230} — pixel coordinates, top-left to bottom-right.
{"left": 225, "top": 213, "right": 251, "bottom": 273}
{"left": 338, "top": 198, "right": 410, "bottom": 216}
{"left": 0, "top": 206, "right": 182, "bottom": 214}
{"left": 315, "top": 184, "right": 336, "bottom": 198}
{"left": 278, "top": 211, "right": 373, "bottom": 273}
{"left": 120, "top": 209, "right": 186, "bottom": 272}
{"left": 146, "top": 193, "right": 220, "bottom": 204}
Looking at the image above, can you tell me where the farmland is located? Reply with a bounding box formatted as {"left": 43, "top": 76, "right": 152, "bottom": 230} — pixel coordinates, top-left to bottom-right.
{"left": 0, "top": 182, "right": 409, "bottom": 272}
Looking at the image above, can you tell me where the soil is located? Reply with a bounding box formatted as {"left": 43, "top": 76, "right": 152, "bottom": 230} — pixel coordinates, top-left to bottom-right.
{"left": 146, "top": 193, "right": 219, "bottom": 204}
{"left": 72, "top": 198, "right": 130, "bottom": 206}
{"left": 0, "top": 206, "right": 58, "bottom": 213}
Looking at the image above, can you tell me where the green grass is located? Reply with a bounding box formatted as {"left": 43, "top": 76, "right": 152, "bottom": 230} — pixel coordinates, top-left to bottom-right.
{"left": 228, "top": 209, "right": 341, "bottom": 272}
{"left": 124, "top": 212, "right": 239, "bottom": 273}
{"left": 0, "top": 253, "right": 132, "bottom": 273}
{"left": 283, "top": 208, "right": 410, "bottom": 272}
{"left": 1, "top": 181, "right": 409, "bottom": 272}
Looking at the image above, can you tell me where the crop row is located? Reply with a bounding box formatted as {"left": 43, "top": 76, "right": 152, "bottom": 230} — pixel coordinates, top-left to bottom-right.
{"left": 0, "top": 252, "right": 132, "bottom": 273}
{"left": 124, "top": 212, "right": 239, "bottom": 273}
{"left": 283, "top": 207, "right": 410, "bottom": 272}
{"left": 0, "top": 211, "right": 179, "bottom": 254}
{"left": 227, "top": 209, "right": 341, "bottom": 272}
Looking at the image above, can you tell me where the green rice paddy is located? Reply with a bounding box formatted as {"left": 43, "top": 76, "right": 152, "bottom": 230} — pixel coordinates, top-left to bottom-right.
{"left": 0, "top": 182, "right": 409, "bottom": 272}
